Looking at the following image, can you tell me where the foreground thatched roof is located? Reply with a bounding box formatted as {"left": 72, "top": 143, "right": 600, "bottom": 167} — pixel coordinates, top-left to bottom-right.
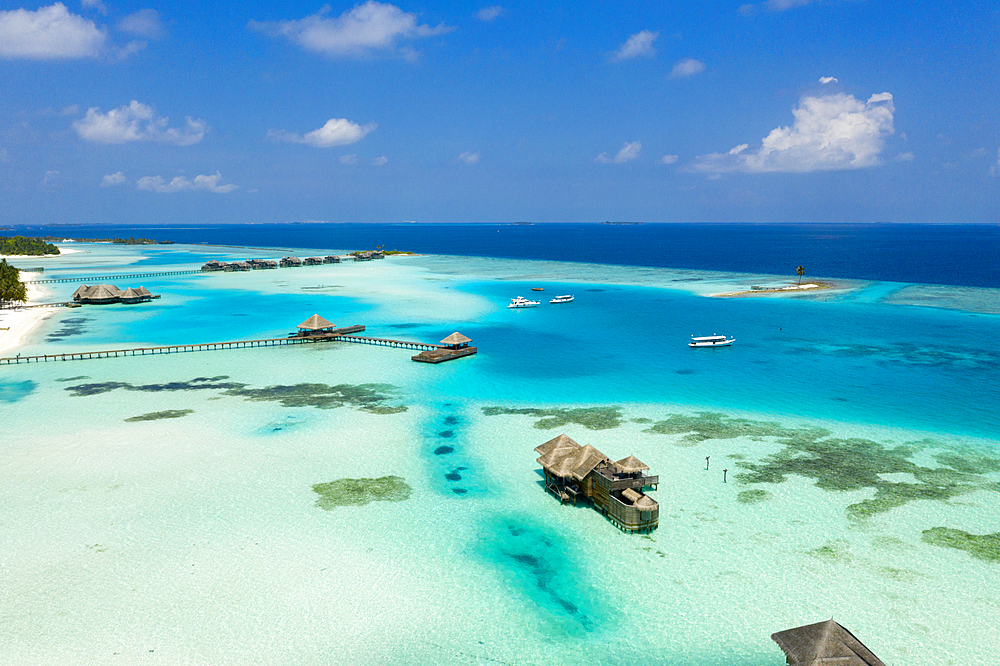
{"left": 535, "top": 433, "right": 580, "bottom": 458}
{"left": 771, "top": 619, "right": 886, "bottom": 666}
{"left": 298, "top": 314, "right": 336, "bottom": 330}
{"left": 615, "top": 455, "right": 649, "bottom": 473}
{"left": 440, "top": 332, "right": 472, "bottom": 346}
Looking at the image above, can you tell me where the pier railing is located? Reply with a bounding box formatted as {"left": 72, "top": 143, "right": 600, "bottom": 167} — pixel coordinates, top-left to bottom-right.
{"left": 24, "top": 269, "right": 205, "bottom": 284}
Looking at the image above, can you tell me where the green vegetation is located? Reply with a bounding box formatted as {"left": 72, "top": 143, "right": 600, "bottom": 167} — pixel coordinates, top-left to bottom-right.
{"left": 124, "top": 409, "right": 194, "bottom": 422}
{"left": 0, "top": 235, "right": 59, "bottom": 256}
{"left": 65, "top": 376, "right": 407, "bottom": 414}
{"left": 736, "top": 489, "right": 771, "bottom": 504}
{"left": 643, "top": 410, "right": 1000, "bottom": 519}
{"left": 922, "top": 527, "right": 1000, "bottom": 563}
{"left": 0, "top": 259, "right": 28, "bottom": 307}
{"left": 797, "top": 264, "right": 805, "bottom": 284}
{"left": 312, "top": 476, "right": 412, "bottom": 509}
{"left": 807, "top": 540, "right": 851, "bottom": 563}
{"left": 481, "top": 406, "right": 623, "bottom": 430}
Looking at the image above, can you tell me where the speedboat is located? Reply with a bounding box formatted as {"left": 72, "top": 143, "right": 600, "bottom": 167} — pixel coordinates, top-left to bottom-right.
{"left": 508, "top": 296, "right": 541, "bottom": 308}
{"left": 689, "top": 335, "right": 735, "bottom": 348}
{"left": 549, "top": 294, "right": 574, "bottom": 304}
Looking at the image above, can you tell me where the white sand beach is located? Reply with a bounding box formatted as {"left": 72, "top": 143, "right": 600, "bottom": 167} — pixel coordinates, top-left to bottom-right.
{"left": 0, "top": 275, "right": 55, "bottom": 356}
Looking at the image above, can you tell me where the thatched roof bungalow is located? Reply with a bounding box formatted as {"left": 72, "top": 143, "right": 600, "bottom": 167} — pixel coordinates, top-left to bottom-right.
{"left": 303, "top": 257, "right": 324, "bottom": 266}
{"left": 439, "top": 332, "right": 472, "bottom": 349}
{"left": 771, "top": 619, "right": 886, "bottom": 666}
{"left": 323, "top": 255, "right": 341, "bottom": 264}
{"left": 72, "top": 284, "right": 155, "bottom": 305}
{"left": 411, "top": 332, "right": 477, "bottom": 363}
{"left": 534, "top": 434, "right": 659, "bottom": 533}
{"left": 296, "top": 314, "right": 337, "bottom": 336}
{"left": 201, "top": 260, "right": 225, "bottom": 271}
{"left": 280, "top": 256, "right": 302, "bottom": 267}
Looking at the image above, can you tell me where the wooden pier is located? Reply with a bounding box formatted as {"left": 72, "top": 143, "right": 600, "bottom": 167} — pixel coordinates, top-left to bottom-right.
{"left": 24, "top": 269, "right": 205, "bottom": 284}
{"left": 0, "top": 325, "right": 446, "bottom": 365}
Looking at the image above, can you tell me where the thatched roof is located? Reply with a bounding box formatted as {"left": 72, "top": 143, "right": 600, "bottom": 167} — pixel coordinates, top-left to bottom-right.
{"left": 771, "top": 619, "right": 886, "bottom": 666}
{"left": 71, "top": 285, "right": 88, "bottom": 299}
{"left": 634, "top": 494, "right": 657, "bottom": 510}
{"left": 121, "top": 287, "right": 140, "bottom": 299}
{"left": 535, "top": 433, "right": 580, "bottom": 457}
{"left": 440, "top": 332, "right": 472, "bottom": 345}
{"left": 622, "top": 487, "right": 642, "bottom": 503}
{"left": 298, "top": 314, "right": 336, "bottom": 330}
{"left": 135, "top": 286, "right": 151, "bottom": 297}
{"left": 615, "top": 455, "right": 649, "bottom": 473}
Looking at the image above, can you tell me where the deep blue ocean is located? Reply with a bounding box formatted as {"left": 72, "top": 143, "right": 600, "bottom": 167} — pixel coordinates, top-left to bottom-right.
{"left": 11, "top": 223, "right": 1000, "bottom": 288}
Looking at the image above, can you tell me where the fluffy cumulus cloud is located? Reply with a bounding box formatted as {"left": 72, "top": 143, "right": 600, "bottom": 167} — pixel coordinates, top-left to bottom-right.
{"left": 136, "top": 171, "right": 237, "bottom": 194}
{"left": 372, "top": 155, "right": 388, "bottom": 165}
{"left": 250, "top": 1, "right": 452, "bottom": 59}
{"left": 100, "top": 171, "right": 127, "bottom": 187}
{"left": 267, "top": 118, "right": 376, "bottom": 148}
{"left": 457, "top": 151, "right": 481, "bottom": 164}
{"left": 819, "top": 76, "right": 838, "bottom": 85}
{"left": 73, "top": 101, "right": 207, "bottom": 146}
{"left": 81, "top": 0, "right": 107, "bottom": 15}
{"left": 476, "top": 6, "right": 503, "bottom": 21}
{"left": 660, "top": 154, "right": 679, "bottom": 165}
{"left": 689, "top": 91, "right": 895, "bottom": 174}
{"left": 670, "top": 58, "right": 705, "bottom": 78}
{"left": 596, "top": 141, "right": 641, "bottom": 164}
{"left": 612, "top": 30, "right": 658, "bottom": 61}
{"left": 0, "top": 3, "right": 106, "bottom": 59}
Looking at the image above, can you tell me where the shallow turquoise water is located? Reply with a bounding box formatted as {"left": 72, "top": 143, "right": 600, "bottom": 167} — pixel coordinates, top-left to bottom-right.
{"left": 2, "top": 243, "right": 999, "bottom": 665}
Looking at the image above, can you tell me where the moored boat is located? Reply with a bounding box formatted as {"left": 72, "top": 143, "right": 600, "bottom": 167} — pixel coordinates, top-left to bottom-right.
{"left": 689, "top": 334, "right": 735, "bottom": 347}
{"left": 549, "top": 294, "right": 574, "bottom": 303}
{"left": 508, "top": 296, "right": 541, "bottom": 308}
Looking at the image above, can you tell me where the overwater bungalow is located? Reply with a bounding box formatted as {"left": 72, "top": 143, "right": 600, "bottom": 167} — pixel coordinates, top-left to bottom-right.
{"left": 771, "top": 619, "right": 886, "bottom": 666}
{"left": 72, "top": 284, "right": 155, "bottom": 305}
{"left": 280, "top": 256, "right": 302, "bottom": 268}
{"left": 303, "top": 257, "right": 324, "bottom": 266}
{"left": 295, "top": 314, "right": 338, "bottom": 337}
{"left": 323, "top": 255, "right": 341, "bottom": 264}
{"left": 534, "top": 434, "right": 659, "bottom": 533}
{"left": 201, "top": 260, "right": 225, "bottom": 271}
{"left": 411, "top": 332, "right": 478, "bottom": 363}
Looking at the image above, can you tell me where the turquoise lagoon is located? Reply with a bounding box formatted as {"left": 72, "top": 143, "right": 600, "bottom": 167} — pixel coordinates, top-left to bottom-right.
{"left": 2, "top": 243, "right": 999, "bottom": 664}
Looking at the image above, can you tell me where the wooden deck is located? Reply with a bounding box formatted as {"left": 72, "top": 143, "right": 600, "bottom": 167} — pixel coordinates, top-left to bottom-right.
{"left": 24, "top": 269, "right": 205, "bottom": 284}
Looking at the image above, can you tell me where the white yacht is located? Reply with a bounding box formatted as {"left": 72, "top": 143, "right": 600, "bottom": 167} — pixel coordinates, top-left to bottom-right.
{"left": 689, "top": 334, "right": 735, "bottom": 348}
{"left": 549, "top": 294, "right": 574, "bottom": 304}
{"left": 508, "top": 296, "right": 541, "bottom": 308}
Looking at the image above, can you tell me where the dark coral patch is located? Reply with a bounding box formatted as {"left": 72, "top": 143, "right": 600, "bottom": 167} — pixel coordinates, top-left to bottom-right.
{"left": 125, "top": 409, "right": 193, "bottom": 422}
{"left": 482, "top": 406, "right": 622, "bottom": 430}
{"left": 312, "top": 476, "right": 412, "bottom": 510}
{"left": 922, "top": 527, "right": 1000, "bottom": 563}
{"left": 434, "top": 446, "right": 455, "bottom": 455}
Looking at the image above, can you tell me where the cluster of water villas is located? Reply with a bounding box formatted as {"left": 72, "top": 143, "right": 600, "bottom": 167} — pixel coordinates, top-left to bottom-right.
{"left": 71, "top": 284, "right": 156, "bottom": 305}
{"left": 534, "top": 434, "right": 659, "bottom": 533}
{"left": 411, "top": 332, "right": 477, "bottom": 363}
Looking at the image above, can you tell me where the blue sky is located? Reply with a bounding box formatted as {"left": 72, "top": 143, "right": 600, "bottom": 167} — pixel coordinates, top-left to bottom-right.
{"left": 1, "top": 0, "right": 997, "bottom": 224}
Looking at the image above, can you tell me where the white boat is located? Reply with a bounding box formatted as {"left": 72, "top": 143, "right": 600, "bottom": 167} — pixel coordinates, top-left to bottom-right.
{"left": 508, "top": 296, "right": 541, "bottom": 308}
{"left": 689, "top": 334, "right": 735, "bottom": 348}
{"left": 549, "top": 294, "right": 574, "bottom": 304}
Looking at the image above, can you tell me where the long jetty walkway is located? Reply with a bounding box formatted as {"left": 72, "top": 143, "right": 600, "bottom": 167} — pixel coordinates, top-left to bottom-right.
{"left": 0, "top": 326, "right": 443, "bottom": 365}
{"left": 24, "top": 269, "right": 205, "bottom": 284}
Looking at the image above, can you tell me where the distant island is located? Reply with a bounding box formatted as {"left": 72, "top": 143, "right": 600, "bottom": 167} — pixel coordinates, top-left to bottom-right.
{"left": 42, "top": 236, "right": 172, "bottom": 245}
{"left": 0, "top": 236, "right": 60, "bottom": 256}
{"left": 601, "top": 221, "right": 644, "bottom": 225}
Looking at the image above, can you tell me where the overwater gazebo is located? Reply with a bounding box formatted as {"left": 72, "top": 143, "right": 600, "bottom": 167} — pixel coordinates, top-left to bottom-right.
{"left": 296, "top": 314, "right": 337, "bottom": 336}
{"left": 771, "top": 619, "right": 886, "bottom": 666}
{"left": 439, "top": 332, "right": 472, "bottom": 349}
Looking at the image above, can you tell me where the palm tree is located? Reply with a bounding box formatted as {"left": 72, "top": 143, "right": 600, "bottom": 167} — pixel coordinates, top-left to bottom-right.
{"left": 796, "top": 265, "right": 804, "bottom": 285}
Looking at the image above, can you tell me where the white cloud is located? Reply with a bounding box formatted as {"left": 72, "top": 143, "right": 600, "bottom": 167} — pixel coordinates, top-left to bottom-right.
{"left": 596, "top": 141, "right": 641, "bottom": 164}
{"left": 739, "top": 0, "right": 815, "bottom": 15}
{"left": 476, "top": 6, "right": 503, "bottom": 21}
{"left": 457, "top": 151, "right": 481, "bottom": 164}
{"left": 81, "top": 0, "right": 107, "bottom": 15}
{"left": 894, "top": 152, "right": 915, "bottom": 162}
{"left": 42, "top": 169, "right": 60, "bottom": 187}
{"left": 372, "top": 156, "right": 388, "bottom": 165}
{"left": 670, "top": 58, "right": 705, "bottom": 78}
{"left": 612, "top": 30, "right": 658, "bottom": 61}
{"left": 689, "top": 91, "right": 895, "bottom": 174}
{"left": 117, "top": 9, "right": 164, "bottom": 39}
{"left": 73, "top": 101, "right": 207, "bottom": 145}
{"left": 249, "top": 1, "right": 453, "bottom": 59}
{"left": 267, "top": 118, "right": 376, "bottom": 148}
{"left": 819, "top": 76, "right": 838, "bottom": 85}
{"left": 0, "top": 3, "right": 105, "bottom": 60}
{"left": 339, "top": 154, "right": 358, "bottom": 165}
{"left": 660, "top": 154, "right": 679, "bottom": 165}
{"left": 136, "top": 171, "right": 237, "bottom": 194}
{"left": 100, "top": 171, "right": 127, "bottom": 187}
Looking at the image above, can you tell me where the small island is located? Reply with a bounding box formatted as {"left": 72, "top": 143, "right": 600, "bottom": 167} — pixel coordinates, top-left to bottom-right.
{"left": 710, "top": 281, "right": 834, "bottom": 298}
{"left": 0, "top": 236, "right": 60, "bottom": 256}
